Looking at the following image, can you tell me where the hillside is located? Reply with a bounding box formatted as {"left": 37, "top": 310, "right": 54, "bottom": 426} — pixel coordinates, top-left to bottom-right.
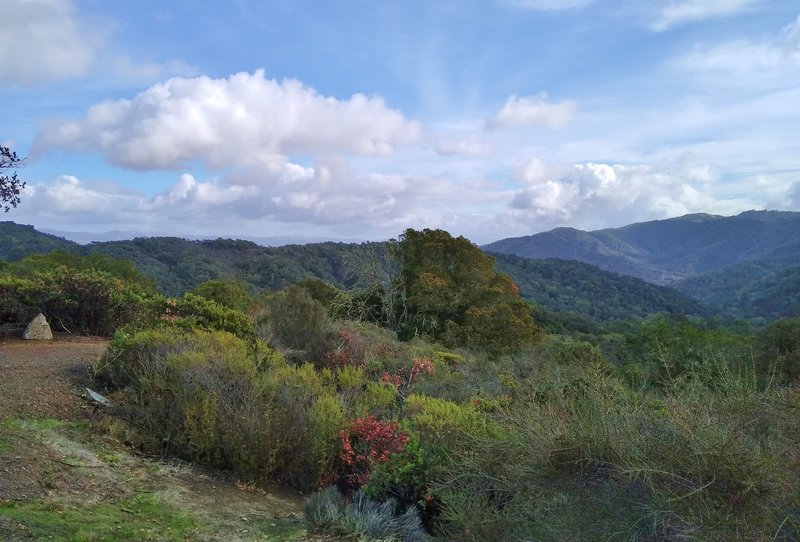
{"left": 675, "top": 261, "right": 800, "bottom": 319}
{"left": 484, "top": 210, "right": 800, "bottom": 286}
{"left": 0, "top": 222, "right": 77, "bottom": 261}
{"left": 493, "top": 253, "right": 714, "bottom": 323}
{"left": 79, "top": 237, "right": 387, "bottom": 297}
{"left": 0, "top": 223, "right": 717, "bottom": 325}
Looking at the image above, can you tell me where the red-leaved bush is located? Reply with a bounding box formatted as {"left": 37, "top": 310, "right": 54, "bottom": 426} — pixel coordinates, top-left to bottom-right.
{"left": 324, "top": 329, "right": 366, "bottom": 369}
{"left": 380, "top": 357, "right": 433, "bottom": 395}
{"left": 337, "top": 416, "right": 409, "bottom": 494}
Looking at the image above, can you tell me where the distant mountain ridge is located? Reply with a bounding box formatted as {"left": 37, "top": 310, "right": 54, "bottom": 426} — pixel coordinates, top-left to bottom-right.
{"left": 484, "top": 210, "right": 800, "bottom": 286}
{"left": 40, "top": 228, "right": 367, "bottom": 247}
{"left": 0, "top": 221, "right": 715, "bottom": 325}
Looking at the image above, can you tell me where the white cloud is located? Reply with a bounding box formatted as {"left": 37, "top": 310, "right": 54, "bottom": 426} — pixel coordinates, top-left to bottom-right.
{"left": 508, "top": 158, "right": 758, "bottom": 230}
{"left": 674, "top": 14, "right": 800, "bottom": 79}
{"left": 486, "top": 93, "right": 576, "bottom": 131}
{"left": 34, "top": 70, "right": 422, "bottom": 170}
{"left": 14, "top": 155, "right": 482, "bottom": 237}
{"left": 0, "top": 0, "right": 100, "bottom": 86}
{"left": 651, "top": 0, "right": 761, "bottom": 32}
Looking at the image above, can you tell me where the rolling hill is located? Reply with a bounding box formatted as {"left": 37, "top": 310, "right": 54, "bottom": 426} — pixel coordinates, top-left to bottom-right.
{"left": 492, "top": 253, "right": 714, "bottom": 324}
{"left": 0, "top": 222, "right": 77, "bottom": 260}
{"left": 484, "top": 210, "right": 800, "bottom": 286}
{"left": 0, "top": 221, "right": 716, "bottom": 325}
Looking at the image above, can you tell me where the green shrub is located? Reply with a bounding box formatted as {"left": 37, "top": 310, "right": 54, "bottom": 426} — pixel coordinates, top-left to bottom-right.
{"left": 254, "top": 285, "right": 337, "bottom": 365}
{"left": 0, "top": 267, "right": 162, "bottom": 335}
{"left": 189, "top": 278, "right": 254, "bottom": 313}
{"left": 363, "top": 437, "right": 430, "bottom": 513}
{"left": 755, "top": 317, "right": 800, "bottom": 384}
{"left": 98, "top": 327, "right": 342, "bottom": 490}
{"left": 172, "top": 292, "right": 255, "bottom": 341}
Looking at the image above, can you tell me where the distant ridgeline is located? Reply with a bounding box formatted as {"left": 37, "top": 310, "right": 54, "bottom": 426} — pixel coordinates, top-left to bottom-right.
{"left": 485, "top": 210, "right": 800, "bottom": 321}
{"left": 1, "top": 212, "right": 797, "bottom": 323}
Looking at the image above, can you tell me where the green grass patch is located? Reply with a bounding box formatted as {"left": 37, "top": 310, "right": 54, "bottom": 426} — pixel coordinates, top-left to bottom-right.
{"left": 0, "top": 494, "right": 199, "bottom": 541}
{"left": 0, "top": 417, "right": 65, "bottom": 434}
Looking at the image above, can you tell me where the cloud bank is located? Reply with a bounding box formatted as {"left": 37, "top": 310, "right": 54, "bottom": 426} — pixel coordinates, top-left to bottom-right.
{"left": 0, "top": 0, "right": 99, "bottom": 86}
{"left": 34, "top": 70, "right": 422, "bottom": 170}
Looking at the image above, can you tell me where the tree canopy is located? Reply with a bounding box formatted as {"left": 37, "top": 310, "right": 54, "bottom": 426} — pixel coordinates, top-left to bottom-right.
{"left": 394, "top": 228, "right": 539, "bottom": 354}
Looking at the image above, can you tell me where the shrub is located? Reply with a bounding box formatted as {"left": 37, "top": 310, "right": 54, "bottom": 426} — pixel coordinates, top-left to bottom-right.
{"left": 0, "top": 267, "right": 162, "bottom": 335}
{"left": 254, "top": 285, "right": 337, "bottom": 365}
{"left": 189, "top": 279, "right": 254, "bottom": 313}
{"left": 171, "top": 292, "right": 255, "bottom": 341}
{"left": 98, "top": 327, "right": 342, "bottom": 490}
{"left": 305, "top": 488, "right": 428, "bottom": 542}
{"left": 336, "top": 416, "right": 409, "bottom": 495}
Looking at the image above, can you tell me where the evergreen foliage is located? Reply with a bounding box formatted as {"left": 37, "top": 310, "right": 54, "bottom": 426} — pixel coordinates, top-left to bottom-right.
{"left": 394, "top": 228, "right": 538, "bottom": 354}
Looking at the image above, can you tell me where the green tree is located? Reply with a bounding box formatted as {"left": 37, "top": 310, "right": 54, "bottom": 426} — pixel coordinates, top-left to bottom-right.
{"left": 0, "top": 146, "right": 25, "bottom": 212}
{"left": 190, "top": 279, "right": 254, "bottom": 313}
{"left": 394, "top": 228, "right": 538, "bottom": 354}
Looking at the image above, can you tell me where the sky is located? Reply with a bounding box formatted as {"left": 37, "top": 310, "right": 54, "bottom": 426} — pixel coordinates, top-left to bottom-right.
{"left": 1, "top": 0, "right": 799, "bottom": 244}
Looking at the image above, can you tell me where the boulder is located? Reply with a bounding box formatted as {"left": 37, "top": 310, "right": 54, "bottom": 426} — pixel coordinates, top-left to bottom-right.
{"left": 23, "top": 313, "right": 53, "bottom": 340}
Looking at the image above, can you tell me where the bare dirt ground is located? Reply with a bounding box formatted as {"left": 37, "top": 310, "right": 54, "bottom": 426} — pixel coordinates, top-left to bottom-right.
{"left": 0, "top": 336, "right": 107, "bottom": 421}
{"left": 0, "top": 336, "right": 312, "bottom": 541}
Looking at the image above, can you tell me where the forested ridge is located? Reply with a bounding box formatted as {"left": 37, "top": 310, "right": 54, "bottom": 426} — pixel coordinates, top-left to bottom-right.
{"left": 485, "top": 210, "right": 800, "bottom": 290}
{"left": 0, "top": 220, "right": 741, "bottom": 325}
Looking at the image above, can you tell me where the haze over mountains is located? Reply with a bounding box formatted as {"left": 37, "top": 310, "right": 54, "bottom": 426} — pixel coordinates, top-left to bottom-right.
{"left": 2, "top": 209, "right": 798, "bottom": 324}
{"left": 40, "top": 228, "right": 366, "bottom": 247}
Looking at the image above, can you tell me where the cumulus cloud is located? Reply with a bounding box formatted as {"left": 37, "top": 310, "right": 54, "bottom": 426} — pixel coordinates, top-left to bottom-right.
{"left": 15, "top": 154, "right": 485, "bottom": 237}
{"left": 508, "top": 158, "right": 758, "bottom": 230}
{"left": 486, "top": 93, "right": 576, "bottom": 131}
{"left": 0, "top": 0, "right": 100, "bottom": 86}
{"left": 34, "top": 70, "right": 422, "bottom": 170}
{"left": 651, "top": 0, "right": 761, "bottom": 32}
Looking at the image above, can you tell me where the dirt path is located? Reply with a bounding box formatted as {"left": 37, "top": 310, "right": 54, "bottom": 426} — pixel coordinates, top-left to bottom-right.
{"left": 0, "top": 337, "right": 312, "bottom": 541}
{"left": 0, "top": 337, "right": 107, "bottom": 420}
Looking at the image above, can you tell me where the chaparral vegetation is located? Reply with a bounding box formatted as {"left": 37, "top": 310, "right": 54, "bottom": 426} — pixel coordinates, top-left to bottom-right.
{"left": 1, "top": 226, "right": 798, "bottom": 541}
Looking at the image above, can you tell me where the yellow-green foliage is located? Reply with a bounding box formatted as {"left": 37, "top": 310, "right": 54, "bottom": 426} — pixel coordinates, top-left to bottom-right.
{"left": 356, "top": 382, "right": 398, "bottom": 418}
{"left": 101, "top": 327, "right": 341, "bottom": 490}
{"left": 309, "top": 394, "right": 346, "bottom": 475}
{"left": 173, "top": 292, "right": 255, "bottom": 341}
{"left": 405, "top": 394, "right": 504, "bottom": 447}
{"left": 336, "top": 364, "right": 367, "bottom": 388}
{"left": 435, "top": 362, "right": 800, "bottom": 541}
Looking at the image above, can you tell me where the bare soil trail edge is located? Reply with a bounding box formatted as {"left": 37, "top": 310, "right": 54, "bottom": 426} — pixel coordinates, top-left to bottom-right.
{"left": 0, "top": 337, "right": 311, "bottom": 541}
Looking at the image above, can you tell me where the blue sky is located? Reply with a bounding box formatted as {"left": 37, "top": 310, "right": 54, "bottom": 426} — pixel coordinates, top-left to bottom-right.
{"left": 2, "top": 0, "right": 799, "bottom": 243}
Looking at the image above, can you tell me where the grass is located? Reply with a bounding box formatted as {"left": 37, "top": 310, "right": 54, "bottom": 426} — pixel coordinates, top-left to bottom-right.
{"left": 0, "top": 415, "right": 310, "bottom": 541}
{"left": 0, "top": 494, "right": 199, "bottom": 541}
